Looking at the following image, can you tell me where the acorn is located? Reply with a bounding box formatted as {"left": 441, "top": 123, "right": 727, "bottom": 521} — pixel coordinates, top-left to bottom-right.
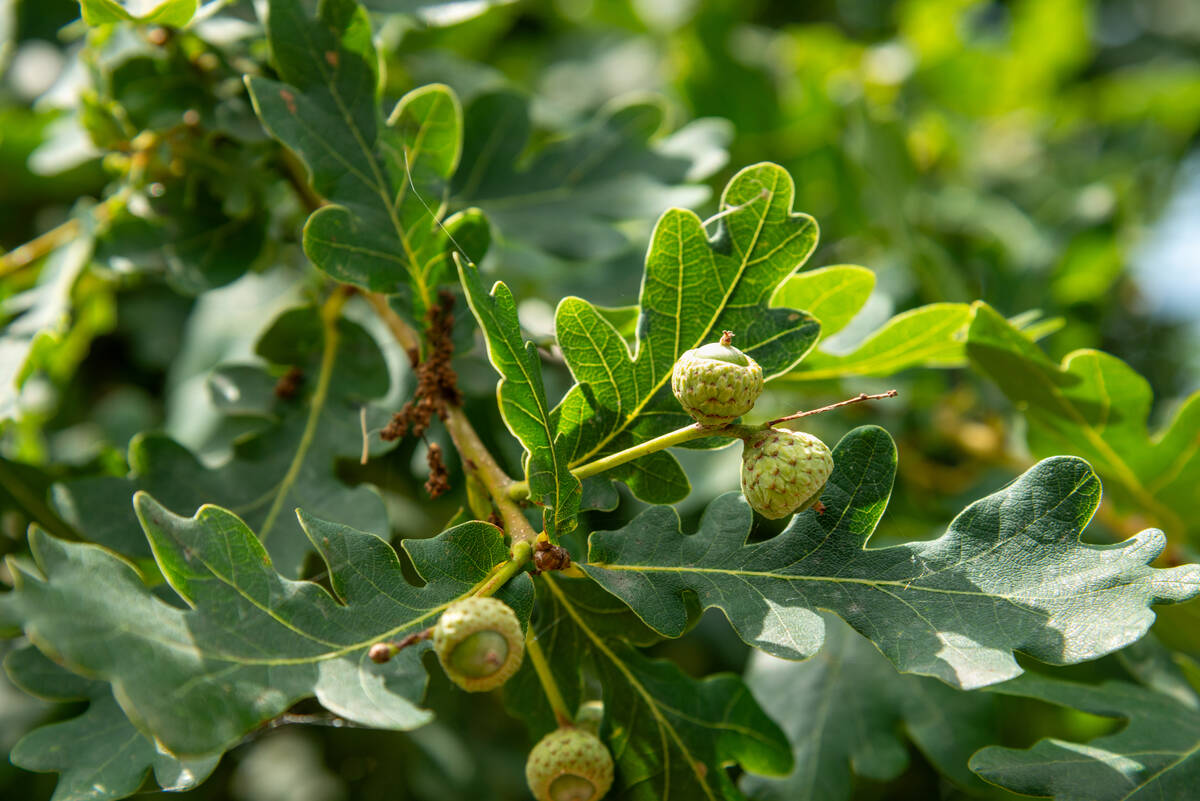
{"left": 740, "top": 428, "right": 833, "bottom": 519}
{"left": 432, "top": 597, "right": 524, "bottom": 692}
{"left": 526, "top": 726, "right": 614, "bottom": 801}
{"left": 670, "top": 331, "right": 764, "bottom": 426}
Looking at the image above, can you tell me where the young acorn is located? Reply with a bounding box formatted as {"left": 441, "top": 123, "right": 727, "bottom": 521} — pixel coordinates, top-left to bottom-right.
{"left": 526, "top": 726, "right": 614, "bottom": 801}
{"left": 741, "top": 428, "right": 833, "bottom": 519}
{"left": 432, "top": 597, "right": 524, "bottom": 692}
{"left": 671, "top": 331, "right": 763, "bottom": 426}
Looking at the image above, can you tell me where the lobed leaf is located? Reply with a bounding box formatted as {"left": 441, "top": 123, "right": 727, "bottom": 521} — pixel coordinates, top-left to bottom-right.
{"left": 2, "top": 495, "right": 532, "bottom": 758}
{"left": 509, "top": 575, "right": 791, "bottom": 800}
{"left": 552, "top": 163, "right": 821, "bottom": 504}
{"left": 968, "top": 301, "right": 1200, "bottom": 546}
{"left": 742, "top": 612, "right": 995, "bottom": 801}
{"left": 53, "top": 305, "right": 393, "bottom": 577}
{"left": 583, "top": 425, "right": 1200, "bottom": 689}
{"left": 246, "top": 0, "right": 486, "bottom": 323}
{"left": 6, "top": 645, "right": 218, "bottom": 801}
{"left": 458, "top": 260, "right": 580, "bottom": 535}
{"left": 970, "top": 674, "right": 1200, "bottom": 800}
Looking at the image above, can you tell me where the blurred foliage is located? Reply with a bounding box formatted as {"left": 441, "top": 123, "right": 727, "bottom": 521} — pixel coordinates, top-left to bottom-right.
{"left": 1, "top": 0, "right": 1199, "bottom": 800}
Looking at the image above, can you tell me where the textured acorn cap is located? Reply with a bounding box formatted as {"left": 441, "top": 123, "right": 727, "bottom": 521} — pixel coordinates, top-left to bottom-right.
{"left": 433, "top": 597, "right": 524, "bottom": 692}
{"left": 671, "top": 333, "right": 764, "bottom": 426}
{"left": 526, "top": 727, "right": 614, "bottom": 801}
{"left": 740, "top": 428, "right": 833, "bottom": 519}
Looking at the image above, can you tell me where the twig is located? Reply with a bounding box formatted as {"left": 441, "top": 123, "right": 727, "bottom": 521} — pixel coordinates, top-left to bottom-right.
{"left": 359, "top": 407, "right": 370, "bottom": 465}
{"left": 766, "top": 390, "right": 898, "bottom": 427}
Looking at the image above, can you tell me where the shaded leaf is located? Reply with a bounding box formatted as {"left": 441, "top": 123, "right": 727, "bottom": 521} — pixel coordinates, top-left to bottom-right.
{"left": 6, "top": 644, "right": 218, "bottom": 801}
{"left": 458, "top": 260, "right": 579, "bottom": 535}
{"left": 454, "top": 90, "right": 728, "bottom": 263}
{"left": 584, "top": 425, "right": 1200, "bottom": 689}
{"left": 509, "top": 575, "right": 791, "bottom": 800}
{"left": 967, "top": 301, "right": 1200, "bottom": 546}
{"left": 53, "top": 305, "right": 392, "bottom": 577}
{"left": 970, "top": 674, "right": 1200, "bottom": 800}
{"left": 2, "top": 496, "right": 532, "bottom": 758}
{"left": 742, "top": 612, "right": 995, "bottom": 801}
{"left": 246, "top": 0, "right": 486, "bottom": 323}
{"left": 552, "top": 163, "right": 820, "bottom": 504}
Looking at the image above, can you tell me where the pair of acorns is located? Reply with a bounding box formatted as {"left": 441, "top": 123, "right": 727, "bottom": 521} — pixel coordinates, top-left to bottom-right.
{"left": 433, "top": 597, "right": 613, "bottom": 801}
{"left": 672, "top": 331, "right": 834, "bottom": 518}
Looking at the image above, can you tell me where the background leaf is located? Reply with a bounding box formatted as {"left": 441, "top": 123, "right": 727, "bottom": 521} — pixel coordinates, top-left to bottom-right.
{"left": 584, "top": 425, "right": 1200, "bottom": 689}
{"left": 967, "top": 301, "right": 1200, "bottom": 545}
{"left": 6, "top": 644, "right": 218, "bottom": 801}
{"left": 78, "top": 0, "right": 197, "bottom": 27}
{"left": 742, "top": 612, "right": 995, "bottom": 801}
{"left": 247, "top": 0, "right": 486, "bottom": 322}
{"left": 53, "top": 305, "right": 393, "bottom": 577}
{"left": 2, "top": 497, "right": 532, "bottom": 758}
{"left": 970, "top": 673, "right": 1200, "bottom": 800}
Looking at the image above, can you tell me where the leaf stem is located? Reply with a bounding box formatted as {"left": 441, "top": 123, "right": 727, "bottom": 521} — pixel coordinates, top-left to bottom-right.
{"left": 472, "top": 540, "right": 533, "bottom": 598}
{"left": 508, "top": 391, "right": 900, "bottom": 500}
{"left": 366, "top": 291, "right": 539, "bottom": 544}
{"left": 525, "top": 627, "right": 573, "bottom": 728}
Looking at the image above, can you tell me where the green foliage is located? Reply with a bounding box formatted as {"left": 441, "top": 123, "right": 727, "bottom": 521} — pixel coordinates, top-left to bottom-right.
{"left": 743, "top": 613, "right": 995, "bottom": 801}
{"left": 968, "top": 302, "right": 1200, "bottom": 546}
{"left": 971, "top": 674, "right": 1200, "bottom": 800}
{"left": 584, "top": 425, "right": 1198, "bottom": 688}
{"left": 4, "top": 496, "right": 532, "bottom": 758}
{"left": 2, "top": 1, "right": 1199, "bottom": 800}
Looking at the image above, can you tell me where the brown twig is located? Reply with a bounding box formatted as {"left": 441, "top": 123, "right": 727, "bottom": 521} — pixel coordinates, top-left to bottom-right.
{"left": 766, "top": 390, "right": 898, "bottom": 428}
{"left": 368, "top": 627, "right": 433, "bottom": 663}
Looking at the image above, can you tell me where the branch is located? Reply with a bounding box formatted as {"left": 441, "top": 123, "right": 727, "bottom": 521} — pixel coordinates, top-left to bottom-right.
{"left": 366, "top": 291, "right": 539, "bottom": 545}
{"left": 765, "top": 390, "right": 898, "bottom": 427}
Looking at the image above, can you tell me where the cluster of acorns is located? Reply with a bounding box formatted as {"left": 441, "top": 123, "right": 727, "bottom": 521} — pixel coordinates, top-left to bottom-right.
{"left": 425, "top": 332, "right": 830, "bottom": 800}
{"left": 672, "top": 331, "right": 834, "bottom": 518}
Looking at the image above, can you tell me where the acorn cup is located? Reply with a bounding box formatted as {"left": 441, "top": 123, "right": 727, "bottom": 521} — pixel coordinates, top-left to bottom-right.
{"left": 740, "top": 428, "right": 834, "bottom": 519}
{"left": 526, "top": 726, "right": 615, "bottom": 801}
{"left": 671, "top": 331, "right": 764, "bottom": 426}
{"left": 432, "top": 597, "right": 524, "bottom": 692}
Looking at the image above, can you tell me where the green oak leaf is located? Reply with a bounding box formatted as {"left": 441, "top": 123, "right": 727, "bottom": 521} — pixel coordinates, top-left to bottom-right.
{"left": 2, "top": 495, "right": 532, "bottom": 758}
{"left": 6, "top": 644, "right": 219, "bottom": 801}
{"left": 509, "top": 574, "right": 791, "bottom": 800}
{"left": 583, "top": 425, "right": 1200, "bottom": 689}
{"left": 968, "top": 301, "right": 1200, "bottom": 546}
{"left": 552, "top": 163, "right": 821, "bottom": 505}
{"left": 773, "top": 264, "right": 1059, "bottom": 381}
{"left": 742, "top": 612, "right": 995, "bottom": 801}
{"left": 453, "top": 90, "right": 727, "bottom": 264}
{"left": 53, "top": 305, "right": 393, "bottom": 577}
{"left": 78, "top": 0, "right": 197, "bottom": 27}
{"left": 246, "top": 0, "right": 487, "bottom": 323}
{"left": 458, "top": 260, "right": 580, "bottom": 536}
{"left": 970, "top": 674, "right": 1200, "bottom": 801}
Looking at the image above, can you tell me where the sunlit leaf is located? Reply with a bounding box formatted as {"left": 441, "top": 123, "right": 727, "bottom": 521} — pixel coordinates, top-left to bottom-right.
{"left": 2, "top": 497, "right": 532, "bottom": 757}
{"left": 967, "top": 301, "right": 1200, "bottom": 546}
{"left": 584, "top": 425, "right": 1200, "bottom": 689}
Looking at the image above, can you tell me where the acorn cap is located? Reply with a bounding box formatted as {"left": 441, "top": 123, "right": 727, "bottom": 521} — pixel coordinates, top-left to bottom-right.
{"left": 526, "top": 727, "right": 615, "bottom": 801}
{"left": 740, "top": 428, "right": 833, "bottom": 519}
{"left": 432, "top": 597, "right": 524, "bottom": 692}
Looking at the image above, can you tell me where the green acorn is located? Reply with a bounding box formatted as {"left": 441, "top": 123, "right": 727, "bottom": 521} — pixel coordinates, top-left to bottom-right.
{"left": 671, "top": 331, "right": 764, "bottom": 426}
{"left": 740, "top": 428, "right": 833, "bottom": 519}
{"left": 433, "top": 597, "right": 524, "bottom": 692}
{"left": 526, "top": 726, "right": 614, "bottom": 801}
